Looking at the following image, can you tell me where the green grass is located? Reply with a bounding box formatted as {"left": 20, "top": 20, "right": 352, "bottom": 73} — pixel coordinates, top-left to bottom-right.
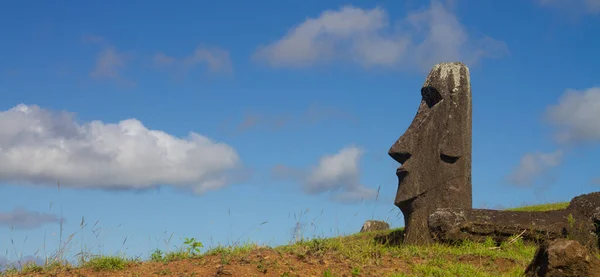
{"left": 0, "top": 202, "right": 574, "bottom": 276}
{"left": 82, "top": 255, "right": 133, "bottom": 271}
{"left": 506, "top": 202, "right": 569, "bottom": 212}
{"left": 276, "top": 228, "right": 537, "bottom": 276}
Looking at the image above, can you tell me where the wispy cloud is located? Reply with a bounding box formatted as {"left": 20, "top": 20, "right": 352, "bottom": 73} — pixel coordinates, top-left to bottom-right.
{"left": 508, "top": 86, "right": 600, "bottom": 186}
{"left": 272, "top": 146, "right": 376, "bottom": 203}
{"left": 229, "top": 104, "right": 357, "bottom": 134}
{"left": 545, "top": 87, "right": 600, "bottom": 144}
{"left": 253, "top": 0, "right": 506, "bottom": 70}
{"left": 85, "top": 35, "right": 135, "bottom": 87}
{"left": 154, "top": 45, "right": 233, "bottom": 79}
{"left": 507, "top": 150, "right": 563, "bottom": 186}
{"left": 90, "top": 47, "right": 127, "bottom": 79}
{"left": 0, "top": 104, "right": 244, "bottom": 194}
{"left": 0, "top": 207, "right": 63, "bottom": 229}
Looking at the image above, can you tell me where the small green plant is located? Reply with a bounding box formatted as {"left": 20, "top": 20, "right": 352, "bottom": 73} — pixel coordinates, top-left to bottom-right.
{"left": 483, "top": 236, "right": 497, "bottom": 248}
{"left": 150, "top": 249, "right": 164, "bottom": 262}
{"left": 567, "top": 213, "right": 576, "bottom": 239}
{"left": 183, "top": 237, "right": 204, "bottom": 256}
{"left": 351, "top": 267, "right": 361, "bottom": 276}
{"left": 567, "top": 213, "right": 575, "bottom": 229}
{"left": 220, "top": 253, "right": 231, "bottom": 265}
{"left": 323, "top": 268, "right": 334, "bottom": 277}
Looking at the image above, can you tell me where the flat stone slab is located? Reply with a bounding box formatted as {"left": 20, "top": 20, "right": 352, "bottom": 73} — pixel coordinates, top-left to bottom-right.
{"left": 428, "top": 192, "right": 600, "bottom": 251}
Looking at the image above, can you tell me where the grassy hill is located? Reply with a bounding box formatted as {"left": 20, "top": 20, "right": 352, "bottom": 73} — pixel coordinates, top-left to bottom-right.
{"left": 1, "top": 201, "right": 587, "bottom": 277}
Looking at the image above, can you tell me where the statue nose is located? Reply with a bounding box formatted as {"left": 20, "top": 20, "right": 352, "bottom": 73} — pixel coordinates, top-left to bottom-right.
{"left": 389, "top": 149, "right": 411, "bottom": 164}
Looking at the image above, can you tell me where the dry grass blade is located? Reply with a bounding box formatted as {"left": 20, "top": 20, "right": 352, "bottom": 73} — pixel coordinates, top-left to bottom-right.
{"left": 488, "top": 229, "right": 527, "bottom": 250}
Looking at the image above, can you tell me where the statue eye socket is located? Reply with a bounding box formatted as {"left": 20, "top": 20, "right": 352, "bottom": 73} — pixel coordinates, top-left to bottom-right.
{"left": 440, "top": 153, "right": 460, "bottom": 164}
{"left": 421, "top": 86, "right": 443, "bottom": 108}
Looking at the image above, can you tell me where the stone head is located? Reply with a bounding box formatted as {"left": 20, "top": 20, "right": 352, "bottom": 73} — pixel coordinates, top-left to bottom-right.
{"left": 388, "top": 62, "right": 472, "bottom": 213}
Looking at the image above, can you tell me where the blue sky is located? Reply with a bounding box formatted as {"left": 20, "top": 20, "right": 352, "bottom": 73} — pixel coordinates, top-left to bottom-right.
{"left": 1, "top": 0, "right": 600, "bottom": 266}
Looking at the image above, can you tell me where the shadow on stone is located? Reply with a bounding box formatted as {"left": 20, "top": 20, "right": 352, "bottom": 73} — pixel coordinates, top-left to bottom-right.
{"left": 374, "top": 229, "right": 405, "bottom": 246}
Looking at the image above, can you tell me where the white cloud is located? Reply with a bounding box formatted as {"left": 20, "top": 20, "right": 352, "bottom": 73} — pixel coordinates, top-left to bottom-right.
{"left": 406, "top": 2, "right": 507, "bottom": 69}
{"left": 508, "top": 150, "right": 563, "bottom": 186}
{"left": 154, "top": 46, "right": 233, "bottom": 77}
{"left": 545, "top": 87, "right": 600, "bottom": 144}
{"left": 537, "top": 0, "right": 600, "bottom": 14}
{"left": 253, "top": 1, "right": 506, "bottom": 70}
{"left": 0, "top": 104, "right": 241, "bottom": 194}
{"left": 0, "top": 207, "right": 62, "bottom": 229}
{"left": 272, "top": 146, "right": 376, "bottom": 203}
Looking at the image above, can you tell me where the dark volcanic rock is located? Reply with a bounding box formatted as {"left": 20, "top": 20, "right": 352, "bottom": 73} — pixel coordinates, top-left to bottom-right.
{"left": 567, "top": 192, "right": 600, "bottom": 250}
{"left": 428, "top": 209, "right": 571, "bottom": 245}
{"left": 388, "top": 62, "right": 472, "bottom": 245}
{"left": 524, "top": 239, "right": 600, "bottom": 277}
{"left": 360, "top": 220, "right": 390, "bottom": 233}
{"left": 427, "top": 193, "right": 600, "bottom": 251}
{"left": 568, "top": 192, "right": 600, "bottom": 219}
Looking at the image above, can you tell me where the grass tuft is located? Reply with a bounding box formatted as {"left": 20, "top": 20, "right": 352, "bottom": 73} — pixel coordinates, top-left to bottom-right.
{"left": 82, "top": 255, "right": 132, "bottom": 271}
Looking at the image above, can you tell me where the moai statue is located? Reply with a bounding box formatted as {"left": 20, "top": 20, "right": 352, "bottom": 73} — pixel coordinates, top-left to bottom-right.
{"left": 388, "top": 62, "right": 472, "bottom": 245}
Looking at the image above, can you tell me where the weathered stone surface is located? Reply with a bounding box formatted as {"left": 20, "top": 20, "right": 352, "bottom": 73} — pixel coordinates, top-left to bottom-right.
{"left": 360, "top": 220, "right": 390, "bottom": 233}
{"left": 388, "top": 62, "right": 472, "bottom": 245}
{"left": 428, "top": 209, "right": 572, "bottom": 244}
{"left": 427, "top": 192, "right": 600, "bottom": 251}
{"left": 524, "top": 239, "right": 600, "bottom": 277}
{"left": 568, "top": 192, "right": 600, "bottom": 219}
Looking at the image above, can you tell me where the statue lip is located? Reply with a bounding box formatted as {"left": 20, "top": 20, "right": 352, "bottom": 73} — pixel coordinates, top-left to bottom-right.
{"left": 396, "top": 167, "right": 408, "bottom": 176}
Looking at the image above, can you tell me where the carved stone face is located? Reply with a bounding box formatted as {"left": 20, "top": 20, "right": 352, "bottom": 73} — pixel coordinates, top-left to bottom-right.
{"left": 388, "top": 62, "right": 472, "bottom": 215}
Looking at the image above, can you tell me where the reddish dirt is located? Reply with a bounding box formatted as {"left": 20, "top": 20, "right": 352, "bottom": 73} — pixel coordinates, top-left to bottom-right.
{"left": 12, "top": 248, "right": 525, "bottom": 277}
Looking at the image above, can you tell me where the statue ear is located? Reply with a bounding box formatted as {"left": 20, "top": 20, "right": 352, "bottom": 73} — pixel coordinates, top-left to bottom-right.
{"left": 440, "top": 116, "right": 464, "bottom": 163}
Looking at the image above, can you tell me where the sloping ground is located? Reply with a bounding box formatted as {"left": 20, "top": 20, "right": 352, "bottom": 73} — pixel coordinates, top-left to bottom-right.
{"left": 4, "top": 201, "right": 594, "bottom": 277}
{"left": 3, "top": 229, "right": 540, "bottom": 277}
